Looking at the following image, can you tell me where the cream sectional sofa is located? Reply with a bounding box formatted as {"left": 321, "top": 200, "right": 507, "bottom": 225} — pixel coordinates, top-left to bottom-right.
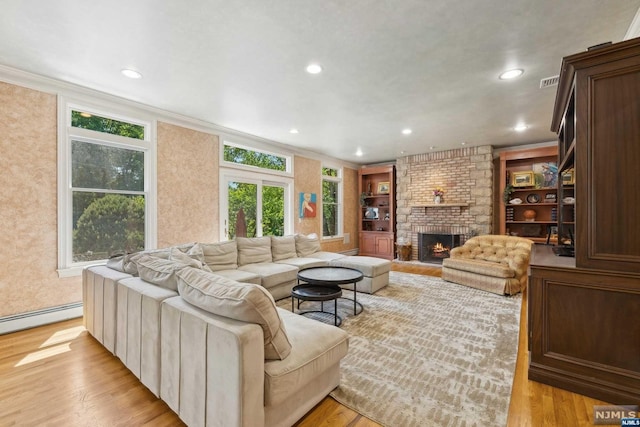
{"left": 83, "top": 234, "right": 389, "bottom": 427}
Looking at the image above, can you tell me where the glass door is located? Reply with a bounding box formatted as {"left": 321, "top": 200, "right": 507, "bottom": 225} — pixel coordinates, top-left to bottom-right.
{"left": 221, "top": 172, "right": 291, "bottom": 240}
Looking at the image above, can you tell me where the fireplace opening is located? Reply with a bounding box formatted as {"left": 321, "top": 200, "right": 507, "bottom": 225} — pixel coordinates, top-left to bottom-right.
{"left": 418, "top": 233, "right": 462, "bottom": 263}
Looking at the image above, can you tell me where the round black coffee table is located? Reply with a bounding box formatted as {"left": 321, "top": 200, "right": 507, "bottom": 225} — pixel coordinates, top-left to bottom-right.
{"left": 295, "top": 266, "right": 364, "bottom": 321}
{"left": 291, "top": 284, "right": 343, "bottom": 326}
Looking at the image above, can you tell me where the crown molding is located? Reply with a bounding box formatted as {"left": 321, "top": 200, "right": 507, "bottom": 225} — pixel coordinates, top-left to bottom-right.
{"left": 0, "top": 64, "right": 361, "bottom": 170}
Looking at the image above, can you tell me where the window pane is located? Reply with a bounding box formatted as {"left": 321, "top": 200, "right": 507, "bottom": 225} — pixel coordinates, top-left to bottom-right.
{"left": 224, "top": 145, "right": 286, "bottom": 171}
{"left": 263, "top": 185, "right": 284, "bottom": 236}
{"left": 72, "top": 192, "right": 145, "bottom": 262}
{"left": 72, "top": 140, "right": 144, "bottom": 191}
{"left": 323, "top": 203, "right": 338, "bottom": 236}
{"left": 323, "top": 180, "right": 338, "bottom": 203}
{"left": 71, "top": 110, "right": 145, "bottom": 140}
{"left": 322, "top": 167, "right": 338, "bottom": 177}
{"left": 228, "top": 181, "right": 257, "bottom": 238}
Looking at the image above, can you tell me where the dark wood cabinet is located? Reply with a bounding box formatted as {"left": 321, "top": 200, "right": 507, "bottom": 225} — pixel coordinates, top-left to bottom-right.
{"left": 529, "top": 38, "right": 640, "bottom": 404}
{"left": 358, "top": 165, "right": 395, "bottom": 259}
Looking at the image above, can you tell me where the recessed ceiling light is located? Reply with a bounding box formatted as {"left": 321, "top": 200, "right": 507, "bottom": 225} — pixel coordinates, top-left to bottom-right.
{"left": 430, "top": 146, "right": 435, "bottom": 150}
{"left": 402, "top": 129, "right": 412, "bottom": 135}
{"left": 499, "top": 69, "right": 524, "bottom": 80}
{"left": 121, "top": 69, "right": 142, "bottom": 79}
{"left": 306, "top": 64, "right": 322, "bottom": 74}
{"left": 514, "top": 124, "right": 528, "bottom": 132}
{"left": 289, "top": 128, "right": 299, "bottom": 134}
{"left": 355, "top": 149, "right": 363, "bottom": 157}
{"left": 461, "top": 142, "right": 467, "bottom": 146}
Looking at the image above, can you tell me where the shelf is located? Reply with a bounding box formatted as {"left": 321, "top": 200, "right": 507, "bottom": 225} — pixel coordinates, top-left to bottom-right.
{"left": 507, "top": 221, "right": 557, "bottom": 224}
{"left": 506, "top": 203, "right": 557, "bottom": 207}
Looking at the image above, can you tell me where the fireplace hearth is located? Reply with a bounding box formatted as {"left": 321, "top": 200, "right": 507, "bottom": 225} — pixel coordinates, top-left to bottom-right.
{"left": 418, "top": 233, "right": 462, "bottom": 263}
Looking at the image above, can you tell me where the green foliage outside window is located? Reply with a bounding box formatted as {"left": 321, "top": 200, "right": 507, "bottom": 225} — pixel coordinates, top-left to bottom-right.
{"left": 73, "top": 194, "right": 145, "bottom": 261}
{"left": 72, "top": 111, "right": 145, "bottom": 140}
{"left": 224, "top": 145, "right": 286, "bottom": 171}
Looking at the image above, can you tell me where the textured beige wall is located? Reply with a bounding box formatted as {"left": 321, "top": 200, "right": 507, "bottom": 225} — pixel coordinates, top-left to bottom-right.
{"left": 0, "top": 80, "right": 357, "bottom": 318}
{"left": 157, "top": 122, "right": 219, "bottom": 246}
{"left": 293, "top": 155, "right": 358, "bottom": 253}
{"left": 0, "top": 82, "right": 82, "bottom": 317}
{"left": 294, "top": 156, "right": 322, "bottom": 235}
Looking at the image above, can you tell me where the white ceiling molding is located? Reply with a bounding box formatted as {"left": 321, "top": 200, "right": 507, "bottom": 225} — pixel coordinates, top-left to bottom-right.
{"left": 0, "top": 64, "right": 360, "bottom": 170}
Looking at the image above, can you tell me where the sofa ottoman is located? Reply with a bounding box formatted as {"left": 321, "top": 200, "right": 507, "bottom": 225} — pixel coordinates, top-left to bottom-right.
{"left": 330, "top": 255, "right": 391, "bottom": 294}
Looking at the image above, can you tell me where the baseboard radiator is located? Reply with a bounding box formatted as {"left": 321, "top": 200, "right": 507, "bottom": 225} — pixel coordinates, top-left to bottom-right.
{"left": 0, "top": 302, "right": 83, "bottom": 335}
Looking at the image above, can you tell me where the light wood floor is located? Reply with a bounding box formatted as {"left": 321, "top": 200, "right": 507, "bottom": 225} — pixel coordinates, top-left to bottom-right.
{"left": 0, "top": 263, "right": 609, "bottom": 426}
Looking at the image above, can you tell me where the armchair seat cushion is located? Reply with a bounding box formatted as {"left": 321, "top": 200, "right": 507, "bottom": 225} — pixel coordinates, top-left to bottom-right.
{"left": 442, "top": 257, "right": 514, "bottom": 278}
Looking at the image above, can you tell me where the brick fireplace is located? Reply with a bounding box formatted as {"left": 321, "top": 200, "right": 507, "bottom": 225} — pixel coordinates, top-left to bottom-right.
{"left": 395, "top": 146, "right": 494, "bottom": 262}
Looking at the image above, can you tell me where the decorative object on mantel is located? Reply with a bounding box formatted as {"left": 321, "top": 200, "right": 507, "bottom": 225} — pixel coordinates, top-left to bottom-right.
{"left": 433, "top": 187, "right": 445, "bottom": 204}
{"left": 509, "top": 198, "right": 523, "bottom": 204}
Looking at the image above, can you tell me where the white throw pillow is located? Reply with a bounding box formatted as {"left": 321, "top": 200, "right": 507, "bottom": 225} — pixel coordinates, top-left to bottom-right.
{"left": 177, "top": 267, "right": 292, "bottom": 360}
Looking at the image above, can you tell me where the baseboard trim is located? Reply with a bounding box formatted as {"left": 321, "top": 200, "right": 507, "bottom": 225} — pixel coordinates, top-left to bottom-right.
{"left": 0, "top": 303, "right": 83, "bottom": 335}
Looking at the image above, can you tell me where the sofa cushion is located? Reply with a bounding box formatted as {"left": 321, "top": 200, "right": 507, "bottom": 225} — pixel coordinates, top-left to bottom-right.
{"left": 307, "top": 251, "right": 347, "bottom": 262}
{"left": 264, "top": 308, "right": 349, "bottom": 406}
{"left": 271, "top": 235, "right": 297, "bottom": 261}
{"left": 134, "top": 255, "right": 193, "bottom": 291}
{"left": 197, "top": 241, "right": 238, "bottom": 272}
{"left": 169, "top": 247, "right": 213, "bottom": 273}
{"left": 331, "top": 255, "right": 391, "bottom": 277}
{"left": 442, "top": 257, "right": 515, "bottom": 278}
{"left": 213, "top": 269, "right": 262, "bottom": 285}
{"left": 237, "top": 236, "right": 273, "bottom": 265}
{"left": 120, "top": 243, "right": 195, "bottom": 275}
{"left": 274, "top": 257, "right": 328, "bottom": 270}
{"left": 295, "top": 233, "right": 321, "bottom": 257}
{"left": 176, "top": 267, "right": 292, "bottom": 360}
{"left": 238, "top": 263, "right": 298, "bottom": 289}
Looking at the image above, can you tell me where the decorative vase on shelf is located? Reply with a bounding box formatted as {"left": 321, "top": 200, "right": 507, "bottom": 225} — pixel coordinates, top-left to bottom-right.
{"left": 434, "top": 195, "right": 442, "bottom": 204}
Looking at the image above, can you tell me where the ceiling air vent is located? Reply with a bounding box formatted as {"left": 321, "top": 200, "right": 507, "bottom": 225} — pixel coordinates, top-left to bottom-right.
{"left": 540, "top": 75, "right": 559, "bottom": 89}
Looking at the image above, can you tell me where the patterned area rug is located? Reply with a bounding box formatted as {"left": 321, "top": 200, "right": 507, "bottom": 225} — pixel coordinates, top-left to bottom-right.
{"left": 282, "top": 271, "right": 522, "bottom": 427}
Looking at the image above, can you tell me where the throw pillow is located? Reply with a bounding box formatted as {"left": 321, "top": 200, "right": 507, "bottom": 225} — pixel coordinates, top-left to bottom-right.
{"left": 295, "top": 233, "right": 321, "bottom": 257}
{"left": 270, "top": 235, "right": 297, "bottom": 261}
{"left": 134, "top": 254, "right": 191, "bottom": 291}
{"left": 177, "top": 267, "right": 292, "bottom": 360}
{"left": 170, "top": 247, "right": 212, "bottom": 272}
{"left": 236, "top": 236, "right": 272, "bottom": 266}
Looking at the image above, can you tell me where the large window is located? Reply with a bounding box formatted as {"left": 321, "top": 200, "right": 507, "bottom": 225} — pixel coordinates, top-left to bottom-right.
{"left": 322, "top": 166, "right": 342, "bottom": 238}
{"left": 58, "top": 102, "right": 155, "bottom": 275}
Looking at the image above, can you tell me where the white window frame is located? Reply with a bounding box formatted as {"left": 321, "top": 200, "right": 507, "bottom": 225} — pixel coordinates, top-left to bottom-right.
{"left": 219, "top": 136, "right": 294, "bottom": 239}
{"left": 321, "top": 164, "right": 343, "bottom": 239}
{"left": 57, "top": 97, "right": 157, "bottom": 277}
{"left": 221, "top": 138, "right": 293, "bottom": 177}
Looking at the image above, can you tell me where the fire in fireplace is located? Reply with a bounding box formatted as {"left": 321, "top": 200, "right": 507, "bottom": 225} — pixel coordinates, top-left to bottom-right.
{"left": 418, "top": 233, "right": 462, "bottom": 263}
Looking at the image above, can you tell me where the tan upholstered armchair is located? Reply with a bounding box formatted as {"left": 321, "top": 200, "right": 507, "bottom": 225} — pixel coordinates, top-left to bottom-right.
{"left": 441, "top": 235, "right": 533, "bottom": 295}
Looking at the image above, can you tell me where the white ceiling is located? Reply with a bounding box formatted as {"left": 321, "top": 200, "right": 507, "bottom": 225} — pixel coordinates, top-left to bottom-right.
{"left": 1, "top": 1, "right": 639, "bottom": 164}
